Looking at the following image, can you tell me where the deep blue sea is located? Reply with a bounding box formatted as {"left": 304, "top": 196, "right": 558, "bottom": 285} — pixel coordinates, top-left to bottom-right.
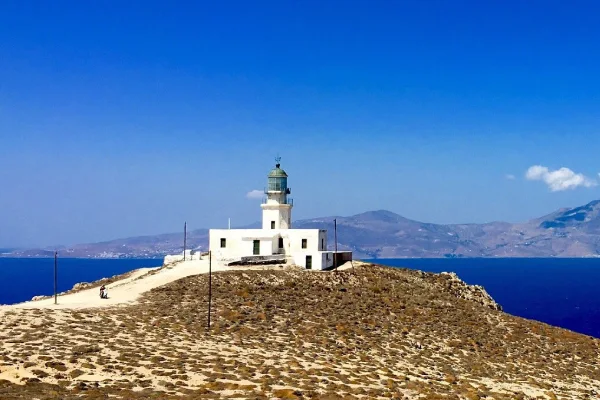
{"left": 1, "top": 257, "right": 599, "bottom": 339}
{"left": 0, "top": 258, "right": 163, "bottom": 305}
{"left": 367, "top": 258, "right": 600, "bottom": 339}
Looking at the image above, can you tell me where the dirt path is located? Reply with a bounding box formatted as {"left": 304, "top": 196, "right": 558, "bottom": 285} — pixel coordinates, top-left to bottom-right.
{"left": 3, "top": 259, "right": 229, "bottom": 310}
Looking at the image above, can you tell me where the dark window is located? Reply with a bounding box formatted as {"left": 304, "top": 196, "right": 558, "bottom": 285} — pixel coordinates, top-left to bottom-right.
{"left": 302, "top": 239, "right": 307, "bottom": 249}
{"left": 271, "top": 221, "right": 275, "bottom": 229}
{"left": 321, "top": 238, "right": 324, "bottom": 250}
{"left": 253, "top": 240, "right": 260, "bottom": 255}
{"left": 305, "top": 255, "right": 312, "bottom": 269}
{"left": 220, "top": 238, "right": 226, "bottom": 248}
{"left": 278, "top": 238, "right": 284, "bottom": 248}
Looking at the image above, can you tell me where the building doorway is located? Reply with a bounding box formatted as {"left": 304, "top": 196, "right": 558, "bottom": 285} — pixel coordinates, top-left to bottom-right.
{"left": 305, "top": 255, "right": 312, "bottom": 269}
{"left": 253, "top": 240, "right": 260, "bottom": 255}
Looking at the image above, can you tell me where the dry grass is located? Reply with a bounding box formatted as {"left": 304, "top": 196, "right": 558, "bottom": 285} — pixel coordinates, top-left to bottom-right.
{"left": 1, "top": 263, "right": 599, "bottom": 399}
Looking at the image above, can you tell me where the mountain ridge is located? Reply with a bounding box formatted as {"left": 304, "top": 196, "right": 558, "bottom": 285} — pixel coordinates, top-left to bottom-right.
{"left": 5, "top": 200, "right": 600, "bottom": 259}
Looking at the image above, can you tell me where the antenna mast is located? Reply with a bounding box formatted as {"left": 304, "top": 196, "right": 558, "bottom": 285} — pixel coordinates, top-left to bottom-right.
{"left": 183, "top": 221, "right": 187, "bottom": 261}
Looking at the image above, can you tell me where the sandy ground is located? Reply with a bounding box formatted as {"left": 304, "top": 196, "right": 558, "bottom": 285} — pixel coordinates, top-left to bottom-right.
{"left": 3, "top": 259, "right": 358, "bottom": 310}
{"left": 3, "top": 259, "right": 230, "bottom": 310}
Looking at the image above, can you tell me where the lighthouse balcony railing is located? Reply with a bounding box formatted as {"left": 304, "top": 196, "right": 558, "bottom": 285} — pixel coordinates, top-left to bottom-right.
{"left": 262, "top": 198, "right": 293, "bottom": 205}
{"left": 264, "top": 186, "right": 291, "bottom": 194}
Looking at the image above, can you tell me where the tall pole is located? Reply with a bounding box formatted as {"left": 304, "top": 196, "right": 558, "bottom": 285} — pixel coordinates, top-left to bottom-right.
{"left": 334, "top": 218, "right": 338, "bottom": 270}
{"left": 183, "top": 221, "right": 187, "bottom": 261}
{"left": 207, "top": 250, "right": 212, "bottom": 331}
{"left": 54, "top": 251, "right": 58, "bottom": 305}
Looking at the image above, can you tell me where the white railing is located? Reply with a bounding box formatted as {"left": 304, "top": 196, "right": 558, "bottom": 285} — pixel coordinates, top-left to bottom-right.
{"left": 261, "top": 198, "right": 293, "bottom": 205}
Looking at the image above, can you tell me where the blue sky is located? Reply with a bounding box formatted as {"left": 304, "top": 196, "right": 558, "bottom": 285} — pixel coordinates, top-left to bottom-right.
{"left": 1, "top": 0, "right": 600, "bottom": 247}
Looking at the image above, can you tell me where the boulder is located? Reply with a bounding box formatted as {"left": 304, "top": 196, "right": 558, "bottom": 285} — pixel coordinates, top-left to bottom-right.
{"left": 440, "top": 271, "right": 502, "bottom": 311}
{"left": 72, "top": 282, "right": 91, "bottom": 291}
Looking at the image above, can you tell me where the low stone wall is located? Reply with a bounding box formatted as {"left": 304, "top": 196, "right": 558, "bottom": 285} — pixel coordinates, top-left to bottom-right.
{"left": 229, "top": 254, "right": 287, "bottom": 266}
{"left": 163, "top": 255, "right": 184, "bottom": 266}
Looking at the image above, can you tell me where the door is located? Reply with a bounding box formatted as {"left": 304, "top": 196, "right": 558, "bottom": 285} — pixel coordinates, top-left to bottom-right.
{"left": 305, "top": 255, "right": 312, "bottom": 269}
{"left": 253, "top": 240, "right": 260, "bottom": 255}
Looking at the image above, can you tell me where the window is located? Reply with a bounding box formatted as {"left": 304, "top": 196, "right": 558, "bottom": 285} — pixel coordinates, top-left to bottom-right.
{"left": 220, "top": 238, "right": 226, "bottom": 248}
{"left": 271, "top": 221, "right": 275, "bottom": 229}
{"left": 278, "top": 237, "right": 284, "bottom": 249}
{"left": 301, "top": 239, "right": 307, "bottom": 249}
{"left": 321, "top": 238, "right": 324, "bottom": 250}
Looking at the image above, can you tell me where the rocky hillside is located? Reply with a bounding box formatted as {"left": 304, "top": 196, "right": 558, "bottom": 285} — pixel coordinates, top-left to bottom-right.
{"left": 6, "top": 200, "right": 600, "bottom": 258}
{"left": 1, "top": 263, "right": 599, "bottom": 399}
{"left": 300, "top": 201, "right": 600, "bottom": 258}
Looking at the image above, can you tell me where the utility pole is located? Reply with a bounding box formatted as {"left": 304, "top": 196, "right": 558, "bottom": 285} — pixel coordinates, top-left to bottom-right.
{"left": 207, "top": 250, "right": 213, "bottom": 331}
{"left": 183, "top": 221, "right": 187, "bottom": 261}
{"left": 334, "top": 218, "right": 338, "bottom": 271}
{"left": 54, "top": 251, "right": 58, "bottom": 305}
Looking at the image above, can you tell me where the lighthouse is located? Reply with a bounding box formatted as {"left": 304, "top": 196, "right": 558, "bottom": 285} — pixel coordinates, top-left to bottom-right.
{"left": 261, "top": 157, "right": 293, "bottom": 230}
{"left": 204, "top": 157, "right": 352, "bottom": 270}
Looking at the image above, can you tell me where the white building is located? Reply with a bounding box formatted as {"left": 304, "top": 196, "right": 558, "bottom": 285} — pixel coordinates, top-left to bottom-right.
{"left": 208, "top": 158, "right": 352, "bottom": 270}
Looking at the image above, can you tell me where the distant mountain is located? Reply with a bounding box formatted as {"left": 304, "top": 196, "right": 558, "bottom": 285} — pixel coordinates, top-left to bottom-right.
{"left": 0, "top": 248, "right": 19, "bottom": 254}
{"left": 5, "top": 200, "right": 600, "bottom": 259}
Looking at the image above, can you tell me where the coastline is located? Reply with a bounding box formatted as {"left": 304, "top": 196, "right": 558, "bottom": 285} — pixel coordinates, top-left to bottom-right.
{"left": 2, "top": 259, "right": 214, "bottom": 310}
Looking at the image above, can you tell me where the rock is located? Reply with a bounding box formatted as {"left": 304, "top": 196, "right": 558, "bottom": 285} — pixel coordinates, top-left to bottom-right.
{"left": 31, "top": 296, "right": 46, "bottom": 301}
{"left": 72, "top": 282, "right": 90, "bottom": 291}
{"left": 440, "top": 271, "right": 502, "bottom": 311}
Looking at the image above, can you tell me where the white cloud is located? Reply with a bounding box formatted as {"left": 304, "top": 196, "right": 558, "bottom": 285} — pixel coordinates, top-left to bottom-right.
{"left": 245, "top": 189, "right": 263, "bottom": 199}
{"left": 525, "top": 165, "right": 597, "bottom": 192}
{"left": 505, "top": 174, "right": 516, "bottom": 180}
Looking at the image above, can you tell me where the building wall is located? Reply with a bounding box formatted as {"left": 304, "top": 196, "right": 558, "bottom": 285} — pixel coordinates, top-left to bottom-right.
{"left": 291, "top": 252, "right": 322, "bottom": 270}
{"left": 290, "top": 251, "right": 338, "bottom": 270}
{"left": 318, "top": 230, "right": 327, "bottom": 251}
{"left": 322, "top": 252, "right": 333, "bottom": 269}
{"left": 286, "top": 229, "right": 321, "bottom": 253}
{"left": 261, "top": 205, "right": 292, "bottom": 229}
{"left": 210, "top": 228, "right": 325, "bottom": 265}
{"left": 208, "top": 228, "right": 352, "bottom": 270}
{"left": 264, "top": 192, "right": 286, "bottom": 204}
{"left": 293, "top": 251, "right": 353, "bottom": 270}
{"left": 209, "top": 229, "right": 271, "bottom": 261}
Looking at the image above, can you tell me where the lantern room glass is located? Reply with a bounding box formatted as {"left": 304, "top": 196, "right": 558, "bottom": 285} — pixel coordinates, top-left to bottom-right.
{"left": 268, "top": 176, "right": 287, "bottom": 192}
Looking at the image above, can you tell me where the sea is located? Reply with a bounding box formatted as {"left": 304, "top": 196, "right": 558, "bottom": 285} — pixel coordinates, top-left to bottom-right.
{"left": 0, "top": 258, "right": 164, "bottom": 306}
{"left": 0, "top": 257, "right": 599, "bottom": 339}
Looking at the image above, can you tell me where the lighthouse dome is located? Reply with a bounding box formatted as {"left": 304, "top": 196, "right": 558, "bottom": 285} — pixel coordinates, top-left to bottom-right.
{"left": 267, "top": 160, "right": 289, "bottom": 192}
{"left": 268, "top": 164, "right": 288, "bottom": 178}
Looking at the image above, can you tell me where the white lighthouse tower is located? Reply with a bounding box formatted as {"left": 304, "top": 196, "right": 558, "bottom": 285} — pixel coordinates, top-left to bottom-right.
{"left": 204, "top": 157, "right": 352, "bottom": 270}
{"left": 261, "top": 157, "right": 293, "bottom": 230}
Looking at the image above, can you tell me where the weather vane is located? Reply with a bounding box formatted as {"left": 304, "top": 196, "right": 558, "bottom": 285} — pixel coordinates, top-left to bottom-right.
{"left": 275, "top": 154, "right": 281, "bottom": 165}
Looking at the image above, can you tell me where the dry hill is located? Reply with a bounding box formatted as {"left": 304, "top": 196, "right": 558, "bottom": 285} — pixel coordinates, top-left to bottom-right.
{"left": 1, "top": 263, "right": 599, "bottom": 399}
